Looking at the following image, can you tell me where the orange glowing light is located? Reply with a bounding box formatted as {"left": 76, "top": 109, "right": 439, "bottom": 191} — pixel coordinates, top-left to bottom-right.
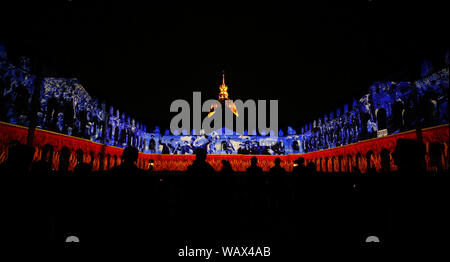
{"left": 208, "top": 103, "right": 219, "bottom": 118}
{"left": 219, "top": 72, "right": 229, "bottom": 101}
{"left": 207, "top": 71, "right": 239, "bottom": 118}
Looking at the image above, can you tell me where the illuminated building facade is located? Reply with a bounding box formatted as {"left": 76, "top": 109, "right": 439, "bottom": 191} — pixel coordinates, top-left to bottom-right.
{"left": 0, "top": 44, "right": 448, "bottom": 156}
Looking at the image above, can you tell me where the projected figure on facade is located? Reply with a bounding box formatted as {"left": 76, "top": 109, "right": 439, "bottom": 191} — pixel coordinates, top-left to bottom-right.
{"left": 149, "top": 135, "right": 156, "bottom": 153}
{"left": 76, "top": 104, "right": 87, "bottom": 138}
{"left": 181, "top": 140, "right": 193, "bottom": 154}
{"left": 0, "top": 48, "right": 448, "bottom": 156}
{"left": 45, "top": 91, "right": 58, "bottom": 130}
{"left": 62, "top": 98, "right": 74, "bottom": 134}
{"left": 192, "top": 130, "right": 210, "bottom": 152}
{"left": 107, "top": 106, "right": 114, "bottom": 143}
{"left": 168, "top": 138, "right": 178, "bottom": 154}
{"left": 97, "top": 102, "right": 106, "bottom": 142}
{"left": 208, "top": 131, "right": 220, "bottom": 154}
{"left": 13, "top": 80, "right": 30, "bottom": 125}
{"left": 222, "top": 138, "right": 235, "bottom": 154}
{"left": 130, "top": 118, "right": 136, "bottom": 147}
{"left": 112, "top": 109, "right": 120, "bottom": 145}
{"left": 118, "top": 113, "right": 127, "bottom": 146}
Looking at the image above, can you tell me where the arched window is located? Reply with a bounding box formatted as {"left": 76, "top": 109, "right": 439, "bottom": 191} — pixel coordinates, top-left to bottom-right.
{"left": 106, "top": 154, "right": 111, "bottom": 170}
{"left": 392, "top": 101, "right": 404, "bottom": 130}
{"left": 89, "top": 152, "right": 95, "bottom": 166}
{"left": 366, "top": 150, "right": 375, "bottom": 173}
{"left": 98, "top": 152, "right": 105, "bottom": 171}
{"left": 376, "top": 108, "right": 387, "bottom": 130}
{"left": 429, "top": 142, "right": 444, "bottom": 172}
{"left": 331, "top": 156, "right": 336, "bottom": 172}
{"left": 58, "top": 147, "right": 71, "bottom": 172}
{"left": 355, "top": 153, "right": 361, "bottom": 173}
{"left": 75, "top": 149, "right": 83, "bottom": 165}
{"left": 149, "top": 138, "right": 156, "bottom": 153}
{"left": 41, "top": 144, "right": 54, "bottom": 163}
{"left": 380, "top": 148, "right": 391, "bottom": 173}
{"left": 292, "top": 140, "right": 299, "bottom": 151}
{"left": 347, "top": 154, "right": 353, "bottom": 173}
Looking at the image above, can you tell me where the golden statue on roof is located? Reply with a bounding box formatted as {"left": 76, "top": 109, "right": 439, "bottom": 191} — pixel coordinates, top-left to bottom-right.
{"left": 208, "top": 71, "right": 239, "bottom": 118}
{"left": 218, "top": 72, "right": 229, "bottom": 101}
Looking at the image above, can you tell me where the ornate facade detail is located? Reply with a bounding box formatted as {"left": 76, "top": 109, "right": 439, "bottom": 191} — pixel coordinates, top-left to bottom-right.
{"left": 1, "top": 44, "right": 448, "bottom": 155}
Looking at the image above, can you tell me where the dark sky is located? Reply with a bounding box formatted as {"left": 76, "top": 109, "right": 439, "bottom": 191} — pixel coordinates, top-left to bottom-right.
{"left": 1, "top": 0, "right": 448, "bottom": 132}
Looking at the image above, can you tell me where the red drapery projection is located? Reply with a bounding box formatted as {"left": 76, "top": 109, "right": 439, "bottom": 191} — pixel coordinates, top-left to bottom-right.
{"left": 1, "top": 121, "right": 448, "bottom": 173}
{"left": 0, "top": 123, "right": 28, "bottom": 164}
{"left": 284, "top": 125, "right": 449, "bottom": 173}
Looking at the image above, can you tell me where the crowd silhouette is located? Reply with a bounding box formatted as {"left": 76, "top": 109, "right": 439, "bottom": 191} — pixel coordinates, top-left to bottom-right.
{"left": 0, "top": 138, "right": 447, "bottom": 254}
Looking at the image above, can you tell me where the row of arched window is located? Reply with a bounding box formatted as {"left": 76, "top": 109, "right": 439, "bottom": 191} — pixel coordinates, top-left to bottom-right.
{"left": 303, "top": 141, "right": 447, "bottom": 173}
{"left": 29, "top": 141, "right": 448, "bottom": 173}
{"left": 35, "top": 144, "right": 154, "bottom": 172}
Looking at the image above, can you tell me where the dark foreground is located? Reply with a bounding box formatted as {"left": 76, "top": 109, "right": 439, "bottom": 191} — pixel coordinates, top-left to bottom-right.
{"left": 2, "top": 170, "right": 449, "bottom": 257}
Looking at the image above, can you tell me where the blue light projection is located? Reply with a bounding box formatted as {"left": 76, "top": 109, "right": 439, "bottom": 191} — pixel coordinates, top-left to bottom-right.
{"left": 0, "top": 44, "right": 448, "bottom": 155}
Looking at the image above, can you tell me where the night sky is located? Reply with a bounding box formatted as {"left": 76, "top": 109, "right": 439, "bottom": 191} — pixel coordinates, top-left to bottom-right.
{"left": 1, "top": 1, "right": 448, "bottom": 132}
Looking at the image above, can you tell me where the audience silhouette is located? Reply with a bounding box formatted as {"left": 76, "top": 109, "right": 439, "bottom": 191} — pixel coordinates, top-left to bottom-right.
{"left": 31, "top": 144, "right": 53, "bottom": 177}
{"left": 269, "top": 157, "right": 286, "bottom": 176}
{"left": 0, "top": 141, "right": 34, "bottom": 177}
{"left": 110, "top": 146, "right": 144, "bottom": 176}
{"left": 392, "top": 138, "right": 426, "bottom": 175}
{"left": 292, "top": 157, "right": 307, "bottom": 175}
{"left": 246, "top": 156, "right": 263, "bottom": 177}
{"left": 0, "top": 137, "right": 447, "bottom": 250}
{"left": 306, "top": 161, "right": 316, "bottom": 172}
{"left": 186, "top": 148, "right": 215, "bottom": 177}
{"left": 219, "top": 159, "right": 233, "bottom": 176}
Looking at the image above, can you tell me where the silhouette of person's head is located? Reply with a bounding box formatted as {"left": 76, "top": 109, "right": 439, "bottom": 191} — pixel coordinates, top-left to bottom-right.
{"left": 274, "top": 157, "right": 281, "bottom": 166}
{"left": 187, "top": 147, "right": 214, "bottom": 176}
{"left": 250, "top": 156, "right": 258, "bottom": 166}
{"left": 392, "top": 138, "right": 426, "bottom": 172}
{"left": 298, "top": 157, "right": 305, "bottom": 166}
{"left": 122, "top": 146, "right": 139, "bottom": 164}
{"left": 195, "top": 148, "right": 207, "bottom": 162}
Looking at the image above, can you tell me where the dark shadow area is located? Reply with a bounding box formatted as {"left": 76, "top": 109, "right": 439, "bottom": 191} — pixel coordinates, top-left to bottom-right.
{"left": 0, "top": 141, "right": 448, "bottom": 256}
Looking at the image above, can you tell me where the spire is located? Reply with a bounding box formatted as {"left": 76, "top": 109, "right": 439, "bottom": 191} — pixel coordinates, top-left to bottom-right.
{"left": 218, "top": 71, "right": 229, "bottom": 101}
{"left": 208, "top": 70, "right": 239, "bottom": 118}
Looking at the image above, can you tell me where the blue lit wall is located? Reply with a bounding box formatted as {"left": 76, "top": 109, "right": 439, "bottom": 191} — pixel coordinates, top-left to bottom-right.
{"left": 1, "top": 45, "right": 448, "bottom": 155}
